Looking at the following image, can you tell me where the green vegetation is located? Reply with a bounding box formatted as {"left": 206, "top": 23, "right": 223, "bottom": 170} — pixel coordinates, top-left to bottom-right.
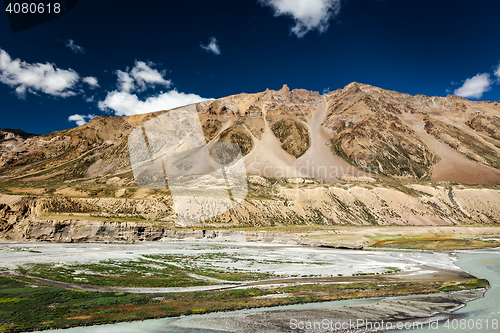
{"left": 0, "top": 273, "right": 485, "bottom": 332}
{"left": 17, "top": 259, "right": 209, "bottom": 288}
{"left": 383, "top": 266, "right": 402, "bottom": 273}
{"left": 0, "top": 275, "right": 153, "bottom": 332}
{"left": 371, "top": 236, "right": 500, "bottom": 251}
{"left": 144, "top": 253, "right": 279, "bottom": 280}
{"left": 438, "top": 279, "right": 489, "bottom": 291}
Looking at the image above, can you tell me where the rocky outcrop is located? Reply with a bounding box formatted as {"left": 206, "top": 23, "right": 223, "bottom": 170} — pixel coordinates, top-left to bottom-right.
{"left": 1, "top": 217, "right": 365, "bottom": 248}
{"left": 1, "top": 181, "right": 500, "bottom": 242}
{"left": 0, "top": 196, "right": 37, "bottom": 234}
{"left": 0, "top": 128, "right": 36, "bottom": 168}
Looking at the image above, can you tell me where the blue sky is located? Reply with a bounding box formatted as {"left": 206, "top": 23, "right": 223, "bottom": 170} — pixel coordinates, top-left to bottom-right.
{"left": 1, "top": 0, "right": 500, "bottom": 134}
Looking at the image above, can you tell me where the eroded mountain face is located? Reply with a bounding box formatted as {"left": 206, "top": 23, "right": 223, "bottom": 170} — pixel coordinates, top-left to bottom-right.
{"left": 324, "top": 83, "right": 500, "bottom": 183}
{"left": 2, "top": 83, "right": 500, "bottom": 187}
{"left": 324, "top": 84, "right": 437, "bottom": 179}
{"left": 197, "top": 85, "right": 316, "bottom": 159}
{"left": 0, "top": 128, "right": 37, "bottom": 169}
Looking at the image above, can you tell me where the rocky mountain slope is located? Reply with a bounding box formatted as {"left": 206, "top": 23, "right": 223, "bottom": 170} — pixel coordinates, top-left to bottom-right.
{"left": 1, "top": 83, "right": 500, "bottom": 235}
{"left": 2, "top": 83, "right": 500, "bottom": 186}
{"left": 1, "top": 179, "right": 500, "bottom": 242}
{"left": 0, "top": 128, "right": 36, "bottom": 169}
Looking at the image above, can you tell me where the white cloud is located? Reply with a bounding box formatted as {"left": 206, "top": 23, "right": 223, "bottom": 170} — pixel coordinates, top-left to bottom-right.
{"left": 130, "top": 61, "right": 171, "bottom": 90}
{"left": 454, "top": 73, "right": 492, "bottom": 99}
{"left": 259, "top": 0, "right": 341, "bottom": 38}
{"left": 98, "top": 90, "right": 207, "bottom": 116}
{"left": 200, "top": 37, "right": 221, "bottom": 55}
{"left": 68, "top": 114, "right": 96, "bottom": 126}
{"left": 0, "top": 48, "right": 80, "bottom": 98}
{"left": 65, "top": 39, "right": 85, "bottom": 54}
{"left": 495, "top": 63, "right": 500, "bottom": 81}
{"left": 116, "top": 70, "right": 135, "bottom": 93}
{"left": 98, "top": 60, "right": 208, "bottom": 116}
{"left": 82, "top": 76, "right": 99, "bottom": 88}
{"left": 115, "top": 61, "right": 171, "bottom": 92}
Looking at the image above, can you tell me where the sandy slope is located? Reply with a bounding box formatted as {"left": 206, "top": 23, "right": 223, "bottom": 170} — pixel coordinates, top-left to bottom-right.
{"left": 243, "top": 100, "right": 297, "bottom": 178}
{"left": 295, "top": 96, "right": 359, "bottom": 182}
{"left": 400, "top": 112, "right": 500, "bottom": 184}
{"left": 244, "top": 95, "right": 358, "bottom": 182}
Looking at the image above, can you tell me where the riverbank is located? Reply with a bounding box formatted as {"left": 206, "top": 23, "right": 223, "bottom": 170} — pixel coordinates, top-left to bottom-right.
{"left": 153, "top": 289, "right": 486, "bottom": 333}
{"left": 25, "top": 250, "right": 500, "bottom": 333}
{"left": 0, "top": 241, "right": 494, "bottom": 332}
{"left": 396, "top": 251, "right": 500, "bottom": 332}
{"left": 2, "top": 225, "right": 500, "bottom": 251}
{"left": 2, "top": 274, "right": 487, "bottom": 332}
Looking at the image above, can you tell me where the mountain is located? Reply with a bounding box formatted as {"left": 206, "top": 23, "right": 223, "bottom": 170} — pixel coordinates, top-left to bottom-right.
{"left": 1, "top": 83, "right": 500, "bottom": 238}
{"left": 2, "top": 82, "right": 500, "bottom": 185}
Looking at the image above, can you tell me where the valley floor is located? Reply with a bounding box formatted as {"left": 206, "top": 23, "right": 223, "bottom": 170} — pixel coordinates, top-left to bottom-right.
{"left": 0, "top": 239, "right": 493, "bottom": 332}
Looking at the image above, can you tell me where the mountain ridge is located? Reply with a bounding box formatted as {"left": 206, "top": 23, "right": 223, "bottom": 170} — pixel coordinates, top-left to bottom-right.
{"left": 1, "top": 82, "right": 500, "bottom": 186}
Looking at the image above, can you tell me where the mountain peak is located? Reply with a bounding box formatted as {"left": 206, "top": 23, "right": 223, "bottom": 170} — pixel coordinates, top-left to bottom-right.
{"left": 280, "top": 84, "right": 290, "bottom": 92}
{"left": 343, "top": 82, "right": 371, "bottom": 90}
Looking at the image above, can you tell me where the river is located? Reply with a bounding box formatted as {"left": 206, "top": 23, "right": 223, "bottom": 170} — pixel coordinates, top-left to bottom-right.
{"left": 32, "top": 250, "right": 500, "bottom": 333}
{"left": 396, "top": 250, "right": 500, "bottom": 333}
